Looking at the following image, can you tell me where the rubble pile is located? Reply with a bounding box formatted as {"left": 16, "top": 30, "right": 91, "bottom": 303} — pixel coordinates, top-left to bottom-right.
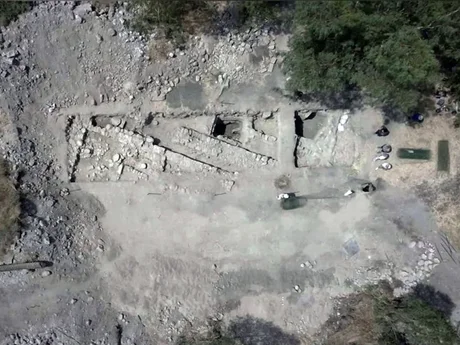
{"left": 349, "top": 241, "right": 441, "bottom": 297}
{"left": 67, "top": 116, "right": 235, "bottom": 182}
{"left": 2, "top": 331, "right": 58, "bottom": 345}
{"left": 207, "top": 28, "right": 281, "bottom": 82}
{"left": 395, "top": 241, "right": 441, "bottom": 293}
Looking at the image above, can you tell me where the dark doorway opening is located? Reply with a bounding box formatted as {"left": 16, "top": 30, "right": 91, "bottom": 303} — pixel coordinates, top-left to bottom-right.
{"left": 294, "top": 137, "right": 300, "bottom": 167}
{"left": 305, "top": 111, "right": 317, "bottom": 120}
{"left": 212, "top": 117, "right": 227, "bottom": 137}
{"left": 144, "top": 113, "right": 154, "bottom": 126}
{"left": 361, "top": 183, "right": 376, "bottom": 193}
{"left": 294, "top": 114, "right": 304, "bottom": 137}
{"left": 295, "top": 110, "right": 327, "bottom": 139}
{"left": 212, "top": 118, "right": 242, "bottom": 140}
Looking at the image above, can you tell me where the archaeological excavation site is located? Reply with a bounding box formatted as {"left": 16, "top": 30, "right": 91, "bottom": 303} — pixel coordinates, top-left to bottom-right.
{"left": 0, "top": 2, "right": 460, "bottom": 345}
{"left": 66, "top": 111, "right": 276, "bottom": 184}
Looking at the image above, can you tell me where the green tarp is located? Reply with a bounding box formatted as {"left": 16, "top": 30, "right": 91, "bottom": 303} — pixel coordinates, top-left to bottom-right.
{"left": 437, "top": 140, "right": 450, "bottom": 172}
{"left": 397, "top": 148, "right": 432, "bottom": 160}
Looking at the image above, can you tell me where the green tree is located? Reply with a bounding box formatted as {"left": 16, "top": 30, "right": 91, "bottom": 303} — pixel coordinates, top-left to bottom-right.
{"left": 375, "top": 293, "right": 458, "bottom": 345}
{"left": 323, "top": 283, "right": 459, "bottom": 345}
{"left": 285, "top": 0, "right": 460, "bottom": 112}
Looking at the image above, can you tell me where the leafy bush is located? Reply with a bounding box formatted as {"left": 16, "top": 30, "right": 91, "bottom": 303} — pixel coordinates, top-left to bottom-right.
{"left": 285, "top": 1, "right": 460, "bottom": 112}
{"left": 375, "top": 292, "right": 458, "bottom": 345}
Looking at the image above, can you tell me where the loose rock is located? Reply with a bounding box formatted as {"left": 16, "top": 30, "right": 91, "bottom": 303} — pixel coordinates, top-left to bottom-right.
{"left": 41, "top": 270, "right": 52, "bottom": 277}
{"left": 262, "top": 111, "right": 272, "bottom": 119}
{"left": 5, "top": 50, "right": 18, "bottom": 58}
{"left": 111, "top": 117, "right": 122, "bottom": 126}
{"left": 74, "top": 15, "right": 83, "bottom": 24}
{"left": 73, "top": 3, "right": 92, "bottom": 18}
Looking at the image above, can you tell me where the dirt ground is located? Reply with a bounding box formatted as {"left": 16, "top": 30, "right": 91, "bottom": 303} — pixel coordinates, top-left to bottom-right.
{"left": 0, "top": 3, "right": 459, "bottom": 345}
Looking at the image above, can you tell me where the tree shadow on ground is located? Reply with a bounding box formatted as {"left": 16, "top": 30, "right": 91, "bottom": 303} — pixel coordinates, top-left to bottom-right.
{"left": 213, "top": 1, "right": 295, "bottom": 36}
{"left": 410, "top": 283, "right": 455, "bottom": 318}
{"left": 318, "top": 281, "right": 458, "bottom": 345}
{"left": 381, "top": 104, "right": 408, "bottom": 123}
{"left": 276, "top": 85, "right": 364, "bottom": 112}
{"left": 381, "top": 93, "right": 446, "bottom": 123}
{"left": 287, "top": 85, "right": 445, "bottom": 124}
{"left": 228, "top": 316, "right": 300, "bottom": 345}
{"left": 19, "top": 197, "right": 37, "bottom": 217}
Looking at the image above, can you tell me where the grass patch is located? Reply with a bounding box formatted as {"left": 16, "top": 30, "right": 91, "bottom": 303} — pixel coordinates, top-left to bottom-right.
{"left": 0, "top": 2, "right": 33, "bottom": 27}
{"left": 0, "top": 159, "right": 20, "bottom": 255}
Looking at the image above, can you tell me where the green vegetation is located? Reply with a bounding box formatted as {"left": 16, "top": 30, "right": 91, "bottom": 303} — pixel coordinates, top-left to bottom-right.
{"left": 374, "top": 291, "right": 458, "bottom": 345}
{"left": 128, "top": 0, "right": 292, "bottom": 41}
{"left": 232, "top": 0, "right": 292, "bottom": 28}
{"left": 324, "top": 283, "right": 459, "bottom": 345}
{"left": 237, "top": 0, "right": 282, "bottom": 22}
{"left": 0, "top": 2, "right": 32, "bottom": 27}
{"left": 128, "top": 0, "right": 215, "bottom": 41}
{"left": 285, "top": 1, "right": 460, "bottom": 112}
{"left": 128, "top": 0, "right": 460, "bottom": 113}
{"left": 176, "top": 283, "right": 458, "bottom": 345}
{"left": 0, "top": 159, "right": 20, "bottom": 255}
